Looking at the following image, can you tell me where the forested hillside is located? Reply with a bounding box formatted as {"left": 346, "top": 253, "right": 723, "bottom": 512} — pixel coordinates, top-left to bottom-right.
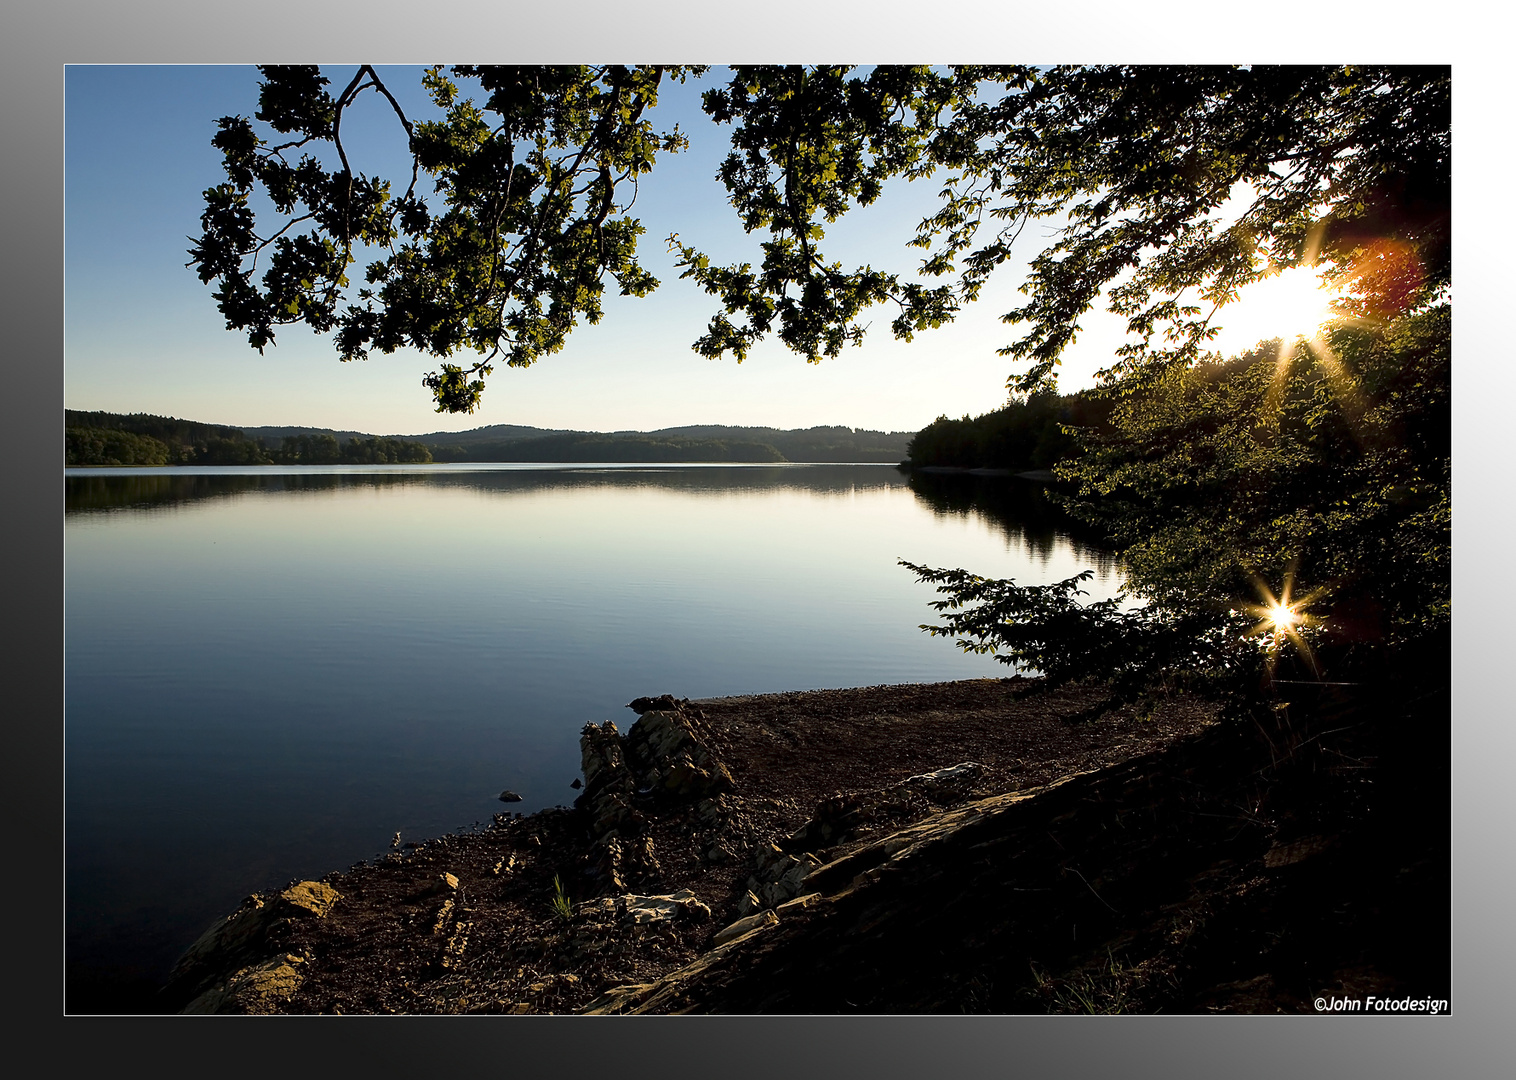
{"left": 66, "top": 412, "right": 912, "bottom": 466}
{"left": 65, "top": 411, "right": 432, "bottom": 466}
{"left": 903, "top": 393, "right": 1114, "bottom": 471}
{"left": 418, "top": 424, "right": 909, "bottom": 463}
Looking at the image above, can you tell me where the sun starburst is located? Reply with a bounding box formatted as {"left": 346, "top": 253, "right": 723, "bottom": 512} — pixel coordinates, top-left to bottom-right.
{"left": 1210, "top": 265, "right": 1343, "bottom": 357}
{"left": 1241, "top": 570, "right": 1326, "bottom": 676}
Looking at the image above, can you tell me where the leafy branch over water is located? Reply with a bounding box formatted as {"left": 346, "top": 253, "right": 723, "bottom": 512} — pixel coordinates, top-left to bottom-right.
{"left": 900, "top": 562, "right": 1256, "bottom": 707}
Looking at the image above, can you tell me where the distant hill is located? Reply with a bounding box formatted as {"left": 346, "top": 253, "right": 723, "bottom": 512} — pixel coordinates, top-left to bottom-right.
{"left": 426, "top": 433, "right": 787, "bottom": 463}
{"left": 410, "top": 423, "right": 913, "bottom": 463}
{"left": 65, "top": 411, "right": 431, "bottom": 467}
{"left": 241, "top": 425, "right": 380, "bottom": 444}
{"left": 405, "top": 423, "right": 570, "bottom": 447}
{"left": 65, "top": 411, "right": 915, "bottom": 466}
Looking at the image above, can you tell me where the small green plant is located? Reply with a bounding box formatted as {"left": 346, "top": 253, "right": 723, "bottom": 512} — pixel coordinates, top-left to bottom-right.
{"left": 1025, "top": 950, "right": 1135, "bottom": 1014}
{"left": 550, "top": 875, "right": 573, "bottom": 922}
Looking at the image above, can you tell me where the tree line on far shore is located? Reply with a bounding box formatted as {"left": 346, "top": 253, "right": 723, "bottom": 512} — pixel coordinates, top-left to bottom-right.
{"left": 64, "top": 410, "right": 916, "bottom": 466}
{"left": 65, "top": 397, "right": 1135, "bottom": 472}
{"left": 65, "top": 411, "right": 432, "bottom": 467}
{"left": 903, "top": 392, "right": 1115, "bottom": 472}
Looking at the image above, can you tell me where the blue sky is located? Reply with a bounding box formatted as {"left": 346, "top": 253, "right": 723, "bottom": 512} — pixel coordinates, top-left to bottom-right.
{"left": 60, "top": 64, "right": 1374, "bottom": 436}
{"left": 64, "top": 65, "right": 1161, "bottom": 436}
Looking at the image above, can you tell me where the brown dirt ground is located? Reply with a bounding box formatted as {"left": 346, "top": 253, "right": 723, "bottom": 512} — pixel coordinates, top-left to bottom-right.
{"left": 163, "top": 677, "right": 1218, "bottom": 1015}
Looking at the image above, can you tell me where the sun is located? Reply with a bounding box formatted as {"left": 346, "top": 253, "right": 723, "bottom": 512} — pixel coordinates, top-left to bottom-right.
{"left": 1264, "top": 601, "right": 1300, "bottom": 631}
{"left": 1210, "top": 266, "right": 1343, "bottom": 356}
{"left": 1242, "top": 572, "right": 1327, "bottom": 677}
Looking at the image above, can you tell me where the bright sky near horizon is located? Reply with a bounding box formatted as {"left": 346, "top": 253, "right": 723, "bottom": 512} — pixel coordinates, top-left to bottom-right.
{"left": 62, "top": 65, "right": 1289, "bottom": 437}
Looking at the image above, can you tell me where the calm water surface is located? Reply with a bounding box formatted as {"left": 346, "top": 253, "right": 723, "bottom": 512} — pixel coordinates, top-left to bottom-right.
{"left": 64, "top": 463, "right": 1116, "bottom": 1009}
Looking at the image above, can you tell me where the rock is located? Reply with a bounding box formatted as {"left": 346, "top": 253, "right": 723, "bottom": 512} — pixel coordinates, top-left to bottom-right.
{"left": 592, "top": 838, "right": 629, "bottom": 893}
{"left": 775, "top": 893, "right": 819, "bottom": 915}
{"left": 620, "top": 889, "right": 713, "bottom": 925}
{"left": 437, "top": 922, "right": 470, "bottom": 970}
{"left": 578, "top": 721, "right": 643, "bottom": 840}
{"left": 623, "top": 836, "right": 662, "bottom": 885}
{"left": 573, "top": 896, "right": 619, "bottom": 920}
{"left": 744, "top": 850, "right": 822, "bottom": 910}
{"left": 780, "top": 853, "right": 822, "bottom": 888}
{"left": 659, "top": 758, "right": 734, "bottom": 798}
{"left": 431, "top": 898, "right": 457, "bottom": 934}
{"left": 902, "top": 761, "right": 986, "bottom": 803}
{"left": 167, "top": 894, "right": 269, "bottom": 991}
{"left": 578, "top": 705, "right": 737, "bottom": 906}
{"left": 592, "top": 794, "right": 644, "bottom": 843}
{"left": 593, "top": 836, "right": 663, "bottom": 894}
{"left": 161, "top": 881, "right": 342, "bottom": 1011}
{"left": 626, "top": 710, "right": 694, "bottom": 762}
{"left": 703, "top": 840, "right": 737, "bottom": 865}
{"left": 420, "top": 872, "right": 459, "bottom": 896}
{"left": 581, "top": 982, "right": 658, "bottom": 1014}
{"left": 278, "top": 880, "right": 341, "bottom": 918}
{"left": 786, "top": 791, "right": 866, "bottom": 850}
{"left": 182, "top": 953, "right": 308, "bottom": 1014}
{"left": 624, "top": 708, "right": 734, "bottom": 799}
{"left": 525, "top": 973, "right": 583, "bottom": 1003}
{"left": 570, "top": 778, "right": 583, "bottom": 789}
{"left": 695, "top": 796, "right": 730, "bottom": 828}
{"left": 752, "top": 841, "right": 786, "bottom": 873}
{"left": 579, "top": 720, "right": 634, "bottom": 793}
{"left": 627, "top": 694, "right": 688, "bottom": 714}
{"left": 711, "top": 909, "right": 779, "bottom": 948}
{"left": 784, "top": 784, "right": 927, "bottom": 852}
{"left": 499, "top": 790, "right": 524, "bottom": 803}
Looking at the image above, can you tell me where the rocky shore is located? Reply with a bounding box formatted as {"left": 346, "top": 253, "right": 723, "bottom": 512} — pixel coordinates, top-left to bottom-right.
{"left": 156, "top": 675, "right": 1445, "bottom": 1014}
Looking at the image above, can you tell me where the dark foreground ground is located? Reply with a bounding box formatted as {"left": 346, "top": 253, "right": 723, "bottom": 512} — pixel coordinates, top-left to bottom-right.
{"left": 151, "top": 674, "right": 1449, "bottom": 1015}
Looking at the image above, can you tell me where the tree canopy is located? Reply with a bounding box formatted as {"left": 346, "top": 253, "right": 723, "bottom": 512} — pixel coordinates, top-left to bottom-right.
{"left": 191, "top": 65, "right": 705, "bottom": 412}
{"left": 193, "top": 65, "right": 1448, "bottom": 410}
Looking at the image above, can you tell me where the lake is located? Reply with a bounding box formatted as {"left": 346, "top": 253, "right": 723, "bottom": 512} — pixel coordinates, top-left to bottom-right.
{"left": 64, "top": 463, "right": 1118, "bottom": 1011}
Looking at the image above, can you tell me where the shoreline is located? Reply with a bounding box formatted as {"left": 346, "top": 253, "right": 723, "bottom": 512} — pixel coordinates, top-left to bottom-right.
{"left": 897, "top": 464, "right": 1059, "bottom": 482}
{"left": 154, "top": 677, "right": 1216, "bottom": 1014}
{"left": 149, "top": 673, "right": 1444, "bottom": 1015}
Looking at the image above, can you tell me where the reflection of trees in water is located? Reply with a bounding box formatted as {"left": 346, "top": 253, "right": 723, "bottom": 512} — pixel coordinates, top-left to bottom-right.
{"left": 66, "top": 469, "right": 1117, "bottom": 589}
{"left": 423, "top": 464, "right": 906, "bottom": 500}
{"left": 65, "top": 472, "right": 359, "bottom": 515}
{"left": 905, "top": 471, "right": 1118, "bottom": 577}
{"left": 66, "top": 469, "right": 1116, "bottom": 589}
{"left": 64, "top": 464, "right": 909, "bottom": 516}
{"left": 65, "top": 471, "right": 430, "bottom": 516}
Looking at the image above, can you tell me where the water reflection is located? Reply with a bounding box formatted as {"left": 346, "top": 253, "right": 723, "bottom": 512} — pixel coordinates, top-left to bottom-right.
{"left": 904, "top": 470, "right": 1118, "bottom": 574}
{"left": 67, "top": 465, "right": 1120, "bottom": 569}
{"left": 64, "top": 463, "right": 910, "bottom": 517}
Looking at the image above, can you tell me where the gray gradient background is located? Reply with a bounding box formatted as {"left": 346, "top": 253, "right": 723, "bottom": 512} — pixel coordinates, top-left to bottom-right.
{"left": 11, "top": 1, "right": 1508, "bottom": 1073}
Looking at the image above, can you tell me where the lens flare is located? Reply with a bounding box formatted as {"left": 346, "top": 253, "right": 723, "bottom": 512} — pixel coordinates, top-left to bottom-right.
{"left": 1266, "top": 602, "right": 1300, "bottom": 631}
{"left": 1210, "top": 266, "right": 1343, "bottom": 357}
{"left": 1242, "top": 571, "right": 1326, "bottom": 676}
